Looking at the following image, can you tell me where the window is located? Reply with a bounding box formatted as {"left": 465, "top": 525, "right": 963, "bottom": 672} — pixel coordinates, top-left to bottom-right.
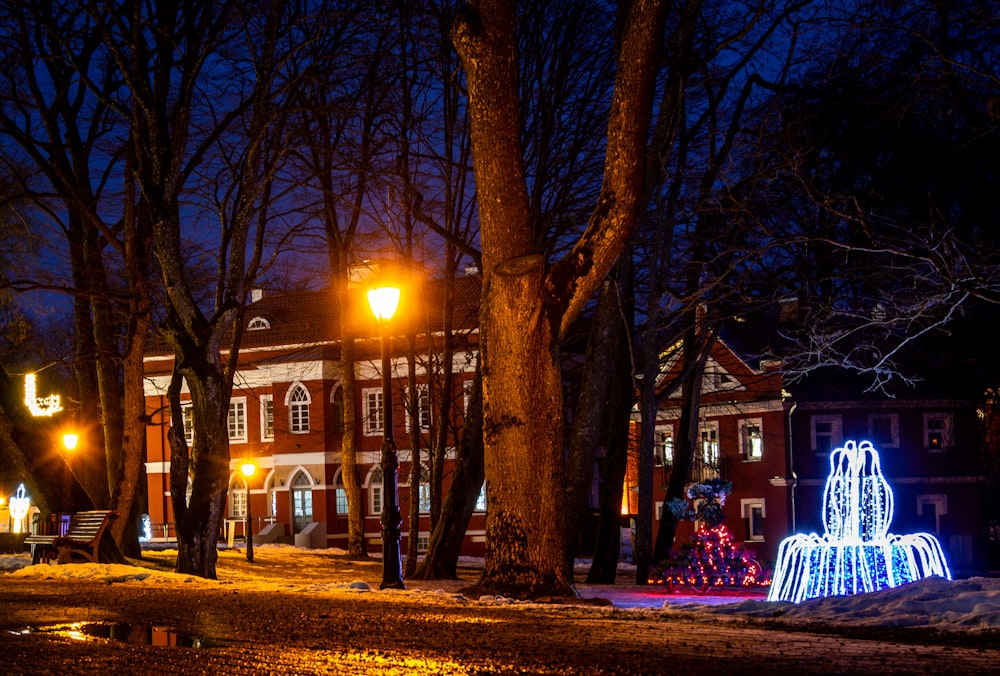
{"left": 334, "top": 471, "right": 348, "bottom": 514}
{"left": 867, "top": 413, "right": 899, "bottom": 448}
{"left": 369, "top": 467, "right": 383, "bottom": 515}
{"left": 331, "top": 386, "right": 344, "bottom": 436}
{"left": 364, "top": 388, "right": 384, "bottom": 435}
{"left": 228, "top": 398, "right": 247, "bottom": 442}
{"left": 924, "top": 413, "right": 953, "bottom": 451}
{"left": 463, "top": 379, "right": 475, "bottom": 415}
{"left": 655, "top": 427, "right": 674, "bottom": 467}
{"left": 231, "top": 478, "right": 248, "bottom": 518}
{"left": 287, "top": 383, "right": 310, "bottom": 433}
{"left": 417, "top": 533, "right": 430, "bottom": 553}
{"left": 917, "top": 494, "right": 947, "bottom": 534}
{"left": 811, "top": 415, "right": 842, "bottom": 454}
{"left": 418, "top": 466, "right": 431, "bottom": 513}
{"left": 699, "top": 421, "right": 719, "bottom": 466}
{"left": 739, "top": 419, "right": 764, "bottom": 461}
{"left": 247, "top": 316, "right": 270, "bottom": 330}
{"left": 181, "top": 403, "right": 194, "bottom": 443}
{"left": 260, "top": 395, "right": 274, "bottom": 441}
{"left": 741, "top": 499, "right": 765, "bottom": 541}
{"left": 475, "top": 484, "right": 487, "bottom": 512}
{"left": 407, "top": 385, "right": 431, "bottom": 432}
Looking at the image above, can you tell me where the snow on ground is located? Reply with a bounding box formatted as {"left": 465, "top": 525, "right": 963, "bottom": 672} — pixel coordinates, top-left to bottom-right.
{"left": 3, "top": 546, "right": 999, "bottom": 634}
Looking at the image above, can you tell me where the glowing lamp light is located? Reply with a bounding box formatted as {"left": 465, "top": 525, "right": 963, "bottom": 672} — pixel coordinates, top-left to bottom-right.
{"left": 241, "top": 462, "right": 256, "bottom": 478}
{"left": 25, "top": 373, "right": 62, "bottom": 416}
{"left": 767, "top": 440, "right": 951, "bottom": 603}
{"left": 366, "top": 286, "right": 400, "bottom": 322}
{"left": 62, "top": 433, "right": 79, "bottom": 451}
{"left": 9, "top": 484, "right": 31, "bottom": 534}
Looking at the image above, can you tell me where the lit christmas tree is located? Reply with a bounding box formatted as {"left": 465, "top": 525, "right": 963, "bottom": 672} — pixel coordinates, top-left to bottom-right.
{"left": 651, "top": 478, "right": 764, "bottom": 591}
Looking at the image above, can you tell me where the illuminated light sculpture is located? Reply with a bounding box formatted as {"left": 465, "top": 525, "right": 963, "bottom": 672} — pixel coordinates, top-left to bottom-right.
{"left": 24, "top": 373, "right": 62, "bottom": 416}
{"left": 9, "top": 484, "right": 31, "bottom": 533}
{"left": 768, "top": 439, "right": 951, "bottom": 603}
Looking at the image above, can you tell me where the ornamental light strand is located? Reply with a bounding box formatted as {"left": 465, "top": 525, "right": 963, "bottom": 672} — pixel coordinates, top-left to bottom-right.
{"left": 768, "top": 439, "right": 951, "bottom": 603}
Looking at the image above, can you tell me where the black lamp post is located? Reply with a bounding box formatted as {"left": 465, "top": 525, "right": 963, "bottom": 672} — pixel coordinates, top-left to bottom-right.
{"left": 367, "top": 284, "right": 405, "bottom": 590}
{"left": 241, "top": 462, "right": 255, "bottom": 563}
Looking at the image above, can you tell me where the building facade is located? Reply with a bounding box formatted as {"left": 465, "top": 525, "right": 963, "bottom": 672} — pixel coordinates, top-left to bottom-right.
{"left": 143, "top": 276, "right": 485, "bottom": 554}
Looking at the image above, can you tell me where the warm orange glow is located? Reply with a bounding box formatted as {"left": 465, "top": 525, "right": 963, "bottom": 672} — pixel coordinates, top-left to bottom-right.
{"left": 62, "top": 433, "right": 79, "bottom": 451}
{"left": 366, "top": 286, "right": 401, "bottom": 322}
{"left": 240, "top": 462, "right": 256, "bottom": 478}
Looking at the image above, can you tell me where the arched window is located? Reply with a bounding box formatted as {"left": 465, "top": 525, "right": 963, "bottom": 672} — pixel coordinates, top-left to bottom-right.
{"left": 286, "top": 383, "right": 311, "bottom": 433}
{"left": 333, "top": 469, "right": 348, "bottom": 514}
{"left": 368, "top": 467, "right": 383, "bottom": 516}
{"left": 230, "top": 476, "right": 248, "bottom": 518}
{"left": 290, "top": 470, "right": 313, "bottom": 534}
{"left": 247, "top": 316, "right": 270, "bottom": 330}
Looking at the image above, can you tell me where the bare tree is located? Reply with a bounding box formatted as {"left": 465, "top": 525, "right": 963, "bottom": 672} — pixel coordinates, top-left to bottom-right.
{"left": 451, "top": 0, "right": 666, "bottom": 598}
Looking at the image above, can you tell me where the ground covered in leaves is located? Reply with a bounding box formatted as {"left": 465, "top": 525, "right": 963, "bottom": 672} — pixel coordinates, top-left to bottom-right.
{"left": 0, "top": 547, "right": 997, "bottom": 675}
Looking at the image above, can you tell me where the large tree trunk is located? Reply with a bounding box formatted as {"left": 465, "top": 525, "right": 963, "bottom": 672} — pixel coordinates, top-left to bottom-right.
{"left": 452, "top": 0, "right": 665, "bottom": 598}
{"left": 412, "top": 365, "right": 485, "bottom": 580}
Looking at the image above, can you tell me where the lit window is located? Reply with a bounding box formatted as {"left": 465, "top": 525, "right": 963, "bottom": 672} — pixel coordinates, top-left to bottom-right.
{"left": 741, "top": 499, "right": 765, "bottom": 541}
{"left": 287, "top": 383, "right": 311, "bottom": 433}
{"left": 867, "top": 413, "right": 899, "bottom": 448}
{"left": 699, "top": 422, "right": 719, "bottom": 466}
{"left": 811, "top": 415, "right": 842, "bottom": 454}
{"left": 336, "top": 488, "right": 348, "bottom": 514}
{"left": 364, "top": 388, "right": 384, "bottom": 435}
{"left": 739, "top": 419, "right": 764, "bottom": 461}
{"left": 260, "top": 395, "right": 274, "bottom": 441}
{"left": 655, "top": 427, "right": 673, "bottom": 466}
{"left": 228, "top": 398, "right": 247, "bottom": 442}
{"left": 923, "top": 413, "right": 953, "bottom": 451}
{"left": 181, "top": 403, "right": 194, "bottom": 443}
{"left": 475, "top": 484, "right": 487, "bottom": 512}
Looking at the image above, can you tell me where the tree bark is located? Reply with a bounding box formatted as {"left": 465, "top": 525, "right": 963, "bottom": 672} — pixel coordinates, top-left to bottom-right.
{"left": 452, "top": 0, "right": 666, "bottom": 598}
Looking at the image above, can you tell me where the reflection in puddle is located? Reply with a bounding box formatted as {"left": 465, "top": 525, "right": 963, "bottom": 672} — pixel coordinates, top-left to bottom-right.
{"left": 13, "top": 622, "right": 227, "bottom": 648}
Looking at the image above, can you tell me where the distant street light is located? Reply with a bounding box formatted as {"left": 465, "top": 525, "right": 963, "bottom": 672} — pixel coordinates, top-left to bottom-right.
{"left": 366, "top": 283, "right": 405, "bottom": 590}
{"left": 241, "top": 462, "right": 256, "bottom": 563}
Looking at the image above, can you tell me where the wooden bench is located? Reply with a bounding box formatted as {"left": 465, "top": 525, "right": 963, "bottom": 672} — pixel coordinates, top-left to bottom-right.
{"left": 24, "top": 510, "right": 117, "bottom": 564}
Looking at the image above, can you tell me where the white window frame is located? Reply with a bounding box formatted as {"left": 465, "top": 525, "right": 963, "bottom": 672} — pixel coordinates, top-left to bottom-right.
{"left": 260, "top": 394, "right": 274, "bottom": 442}
{"left": 363, "top": 387, "right": 384, "bottom": 436}
{"left": 231, "top": 477, "right": 248, "bottom": 518}
{"left": 368, "top": 467, "right": 383, "bottom": 516}
{"left": 923, "top": 412, "right": 953, "bottom": 452}
{"left": 247, "top": 316, "right": 270, "bottom": 330}
{"left": 229, "top": 397, "right": 247, "bottom": 443}
{"left": 406, "top": 384, "right": 431, "bottom": 432}
{"left": 286, "top": 383, "right": 311, "bottom": 434}
{"left": 418, "top": 466, "right": 431, "bottom": 513}
{"left": 739, "top": 418, "right": 764, "bottom": 461}
{"left": 181, "top": 402, "right": 194, "bottom": 444}
{"left": 699, "top": 420, "right": 720, "bottom": 466}
{"left": 867, "top": 413, "right": 899, "bottom": 449}
{"left": 811, "top": 414, "right": 843, "bottom": 454}
{"left": 917, "top": 494, "right": 947, "bottom": 534}
{"left": 655, "top": 425, "right": 674, "bottom": 467}
{"left": 741, "top": 498, "right": 766, "bottom": 542}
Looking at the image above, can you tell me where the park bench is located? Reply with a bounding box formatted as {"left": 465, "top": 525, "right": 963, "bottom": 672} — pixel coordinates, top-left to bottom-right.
{"left": 24, "top": 510, "right": 117, "bottom": 565}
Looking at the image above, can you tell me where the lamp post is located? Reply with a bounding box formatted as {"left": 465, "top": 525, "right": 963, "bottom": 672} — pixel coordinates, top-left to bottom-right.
{"left": 366, "top": 284, "right": 405, "bottom": 590}
{"left": 241, "top": 462, "right": 256, "bottom": 563}
{"left": 61, "top": 432, "right": 78, "bottom": 517}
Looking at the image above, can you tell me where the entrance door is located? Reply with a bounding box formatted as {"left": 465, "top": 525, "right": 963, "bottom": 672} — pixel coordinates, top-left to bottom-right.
{"left": 291, "top": 471, "right": 313, "bottom": 534}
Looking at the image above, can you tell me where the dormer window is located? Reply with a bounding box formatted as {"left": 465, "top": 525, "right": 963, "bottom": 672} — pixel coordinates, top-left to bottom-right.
{"left": 248, "top": 316, "right": 270, "bottom": 330}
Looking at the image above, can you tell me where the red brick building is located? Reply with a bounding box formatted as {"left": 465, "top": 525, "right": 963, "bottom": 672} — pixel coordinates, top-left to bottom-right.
{"left": 142, "top": 274, "right": 484, "bottom": 554}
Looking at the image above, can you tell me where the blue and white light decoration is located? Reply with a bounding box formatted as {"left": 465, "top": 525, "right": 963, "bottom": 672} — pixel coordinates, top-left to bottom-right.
{"left": 767, "top": 439, "right": 951, "bottom": 603}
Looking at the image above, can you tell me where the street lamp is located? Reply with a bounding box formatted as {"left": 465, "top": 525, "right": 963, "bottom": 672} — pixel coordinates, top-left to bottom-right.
{"left": 61, "top": 432, "right": 79, "bottom": 516}
{"left": 241, "top": 462, "right": 256, "bottom": 563}
{"left": 366, "top": 283, "right": 405, "bottom": 590}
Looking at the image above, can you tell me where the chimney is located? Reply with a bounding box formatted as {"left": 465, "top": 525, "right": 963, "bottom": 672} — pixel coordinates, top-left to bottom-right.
{"left": 251, "top": 288, "right": 263, "bottom": 303}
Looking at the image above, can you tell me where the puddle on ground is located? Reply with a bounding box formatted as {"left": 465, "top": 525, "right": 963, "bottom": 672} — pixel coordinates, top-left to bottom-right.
{"left": 11, "top": 622, "right": 228, "bottom": 648}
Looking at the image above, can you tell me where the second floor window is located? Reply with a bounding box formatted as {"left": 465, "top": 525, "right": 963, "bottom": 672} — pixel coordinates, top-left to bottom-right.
{"left": 408, "top": 385, "right": 431, "bottom": 432}
{"left": 288, "top": 384, "right": 310, "bottom": 433}
{"left": 364, "top": 388, "right": 384, "bottom": 435}
{"left": 229, "top": 398, "right": 247, "bottom": 442}
{"left": 181, "top": 403, "right": 194, "bottom": 443}
{"left": 739, "top": 419, "right": 763, "bottom": 461}
{"left": 656, "top": 429, "right": 673, "bottom": 466}
{"left": 811, "top": 415, "right": 842, "bottom": 454}
{"left": 924, "top": 413, "right": 953, "bottom": 451}
{"left": 700, "top": 423, "right": 719, "bottom": 466}
{"left": 260, "top": 395, "right": 274, "bottom": 441}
